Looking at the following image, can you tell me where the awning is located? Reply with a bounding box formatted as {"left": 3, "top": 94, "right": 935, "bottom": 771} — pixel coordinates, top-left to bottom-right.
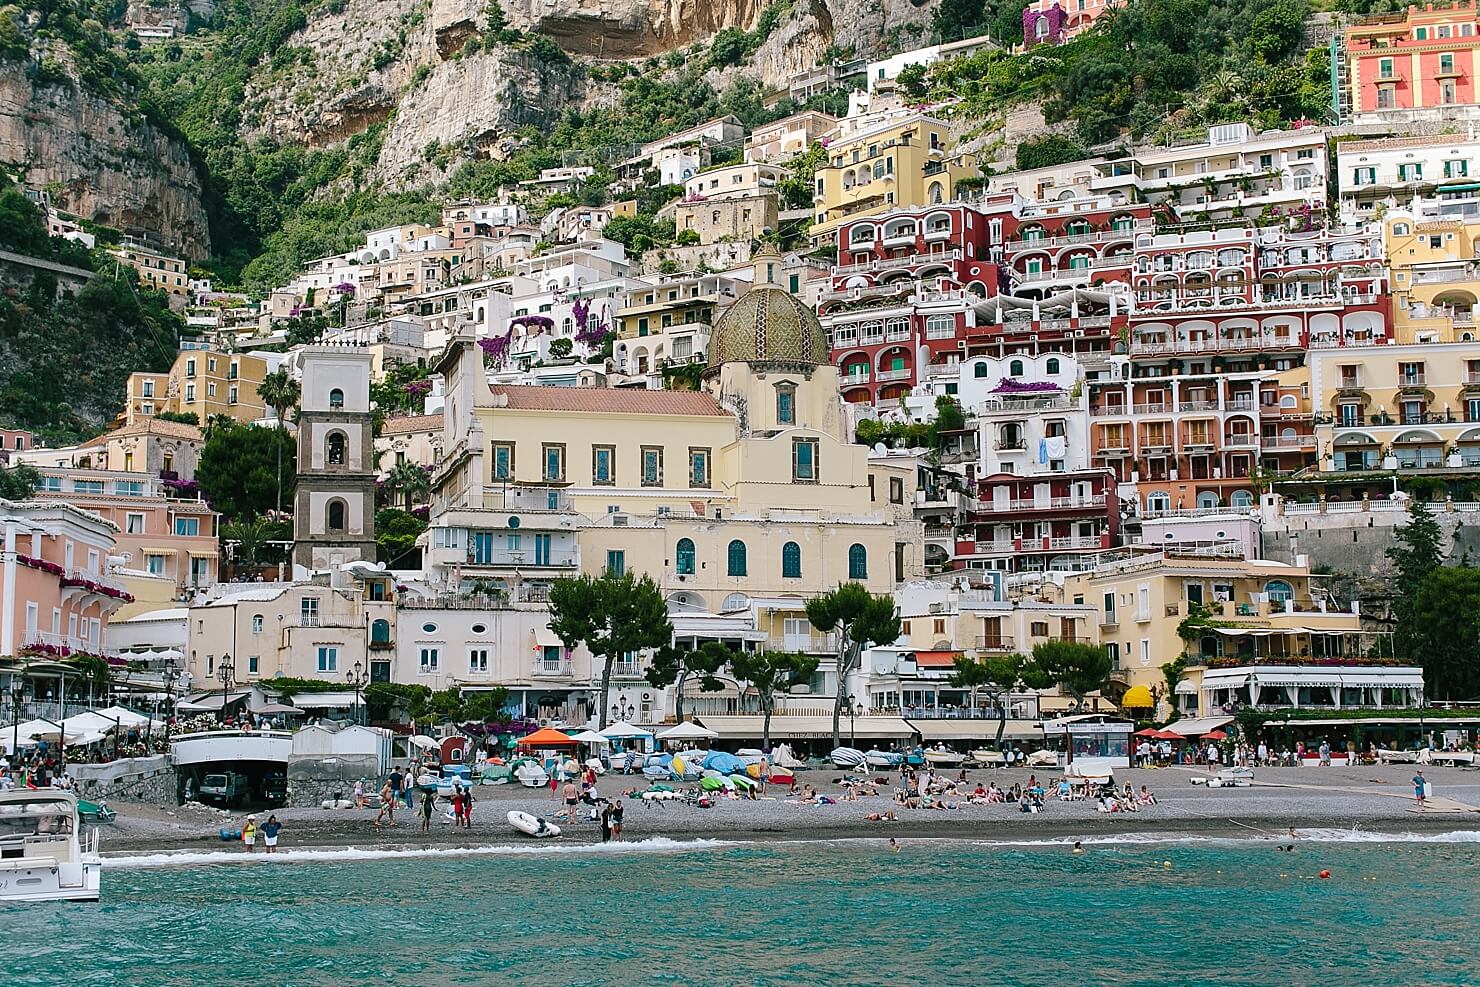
{"left": 911, "top": 650, "right": 963, "bottom": 668}
{"left": 253, "top": 702, "right": 305, "bottom": 715}
{"left": 906, "top": 718, "right": 1044, "bottom": 741}
{"left": 288, "top": 691, "right": 359, "bottom": 708}
{"left": 697, "top": 714, "right": 914, "bottom": 740}
{"left": 1162, "top": 715, "right": 1234, "bottom": 738}
{"left": 1174, "top": 679, "right": 1199, "bottom": 695}
{"left": 532, "top": 625, "right": 564, "bottom": 648}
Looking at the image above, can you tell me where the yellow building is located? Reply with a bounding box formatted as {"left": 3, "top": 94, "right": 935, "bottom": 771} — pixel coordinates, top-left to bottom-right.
{"left": 1386, "top": 208, "right": 1480, "bottom": 344}
{"left": 1066, "top": 551, "right": 1375, "bottom": 711}
{"left": 429, "top": 245, "right": 924, "bottom": 677}
{"left": 125, "top": 348, "right": 272, "bottom": 426}
{"left": 111, "top": 243, "right": 188, "bottom": 296}
{"left": 810, "top": 112, "right": 977, "bottom": 244}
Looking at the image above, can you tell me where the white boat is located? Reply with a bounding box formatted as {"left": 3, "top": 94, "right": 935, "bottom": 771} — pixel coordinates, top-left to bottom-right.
{"left": 1377, "top": 748, "right": 1419, "bottom": 764}
{"left": 0, "top": 789, "right": 102, "bottom": 903}
{"left": 922, "top": 747, "right": 964, "bottom": 767}
{"left": 969, "top": 749, "right": 1007, "bottom": 767}
{"left": 829, "top": 747, "right": 866, "bottom": 769}
{"left": 513, "top": 762, "right": 550, "bottom": 788}
{"left": 863, "top": 749, "right": 904, "bottom": 768}
{"left": 507, "top": 810, "right": 560, "bottom": 838}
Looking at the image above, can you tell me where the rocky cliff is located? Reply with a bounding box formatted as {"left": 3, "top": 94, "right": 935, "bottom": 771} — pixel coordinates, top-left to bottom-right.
{"left": 0, "top": 61, "right": 210, "bottom": 258}
{"left": 515, "top": 0, "right": 769, "bottom": 58}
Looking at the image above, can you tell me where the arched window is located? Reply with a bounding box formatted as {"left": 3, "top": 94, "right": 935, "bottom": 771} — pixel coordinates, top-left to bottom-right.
{"left": 727, "top": 540, "right": 747, "bottom": 577}
{"left": 1046, "top": 357, "right": 1061, "bottom": 375}
{"left": 848, "top": 543, "right": 868, "bottom": 579}
{"left": 1009, "top": 359, "right": 1025, "bottom": 376}
{"left": 1146, "top": 492, "right": 1171, "bottom": 514}
{"left": 1196, "top": 491, "right": 1221, "bottom": 510}
{"left": 974, "top": 362, "right": 989, "bottom": 378}
{"left": 327, "top": 499, "right": 346, "bottom": 532}
{"left": 676, "top": 538, "right": 696, "bottom": 575}
{"left": 1264, "top": 579, "right": 1294, "bottom": 603}
{"left": 371, "top": 619, "right": 390, "bottom": 643}
{"left": 329, "top": 388, "right": 344, "bottom": 409}
{"left": 327, "top": 431, "right": 346, "bottom": 466}
{"left": 1229, "top": 490, "right": 1255, "bottom": 508}
{"left": 929, "top": 182, "right": 944, "bottom": 205}
{"left": 782, "top": 541, "right": 801, "bottom": 579}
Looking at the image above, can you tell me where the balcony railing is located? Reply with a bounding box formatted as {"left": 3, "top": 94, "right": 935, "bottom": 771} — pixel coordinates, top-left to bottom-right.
{"left": 832, "top": 249, "right": 961, "bottom": 276}
{"left": 992, "top": 494, "right": 1107, "bottom": 511}
{"left": 1003, "top": 222, "right": 1149, "bottom": 252}
{"left": 533, "top": 660, "right": 574, "bottom": 677}
{"left": 876, "top": 367, "right": 913, "bottom": 382}
{"left": 840, "top": 368, "right": 871, "bottom": 385}
{"left": 1129, "top": 334, "right": 1301, "bottom": 356}
{"left": 974, "top": 636, "right": 1016, "bottom": 651}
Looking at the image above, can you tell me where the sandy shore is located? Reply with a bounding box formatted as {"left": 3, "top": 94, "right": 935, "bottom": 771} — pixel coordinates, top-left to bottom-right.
{"left": 92, "top": 763, "right": 1480, "bottom": 856}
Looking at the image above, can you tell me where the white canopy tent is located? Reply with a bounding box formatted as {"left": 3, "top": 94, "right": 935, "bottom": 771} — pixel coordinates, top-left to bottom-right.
{"left": 598, "top": 721, "right": 653, "bottom": 741}
{"left": 656, "top": 721, "right": 719, "bottom": 741}
{"left": 570, "top": 730, "right": 610, "bottom": 745}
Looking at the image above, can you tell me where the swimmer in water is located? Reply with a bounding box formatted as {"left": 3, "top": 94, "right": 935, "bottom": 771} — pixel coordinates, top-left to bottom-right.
{"left": 1288, "top": 827, "right": 1299, "bottom": 839}
{"left": 1072, "top": 841, "right": 1083, "bottom": 855}
{"left": 889, "top": 838, "right": 900, "bottom": 853}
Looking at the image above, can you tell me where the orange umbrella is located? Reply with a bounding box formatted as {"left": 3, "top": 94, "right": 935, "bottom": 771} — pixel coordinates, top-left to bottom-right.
{"left": 516, "top": 727, "right": 578, "bottom": 747}
{"left": 1202, "top": 730, "right": 1228, "bottom": 741}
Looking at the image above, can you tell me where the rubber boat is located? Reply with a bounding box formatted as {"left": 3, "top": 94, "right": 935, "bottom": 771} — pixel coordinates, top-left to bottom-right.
{"left": 922, "top": 747, "right": 964, "bottom": 767}
{"left": 864, "top": 749, "right": 904, "bottom": 768}
{"left": 969, "top": 749, "right": 1007, "bottom": 767}
{"left": 507, "top": 810, "right": 560, "bottom": 838}
{"left": 830, "top": 747, "right": 866, "bottom": 769}
{"left": 0, "top": 790, "right": 101, "bottom": 903}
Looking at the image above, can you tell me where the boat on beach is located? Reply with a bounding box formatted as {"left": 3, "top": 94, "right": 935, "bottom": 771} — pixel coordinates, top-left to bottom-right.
{"left": 0, "top": 790, "right": 102, "bottom": 903}
{"left": 507, "top": 810, "right": 560, "bottom": 838}
{"left": 922, "top": 747, "right": 964, "bottom": 767}
{"left": 863, "top": 749, "right": 904, "bottom": 768}
{"left": 829, "top": 747, "right": 866, "bottom": 769}
{"left": 969, "top": 749, "right": 1007, "bottom": 767}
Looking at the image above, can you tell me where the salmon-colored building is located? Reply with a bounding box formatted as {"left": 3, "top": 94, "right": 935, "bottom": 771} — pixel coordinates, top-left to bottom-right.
{"left": 1347, "top": 2, "right": 1480, "bottom": 117}
{"left": 1, "top": 497, "right": 130, "bottom": 659}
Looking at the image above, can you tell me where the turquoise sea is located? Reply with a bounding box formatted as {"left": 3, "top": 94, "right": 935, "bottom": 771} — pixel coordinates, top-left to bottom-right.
{"left": 5, "top": 834, "right": 1479, "bottom": 986}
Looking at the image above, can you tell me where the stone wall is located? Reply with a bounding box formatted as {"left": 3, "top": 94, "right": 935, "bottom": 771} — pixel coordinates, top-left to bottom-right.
{"left": 1259, "top": 498, "right": 1480, "bottom": 576}
{"left": 674, "top": 193, "right": 777, "bottom": 246}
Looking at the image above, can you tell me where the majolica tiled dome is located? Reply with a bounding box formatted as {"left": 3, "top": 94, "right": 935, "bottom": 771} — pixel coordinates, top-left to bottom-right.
{"left": 707, "top": 246, "right": 826, "bottom": 370}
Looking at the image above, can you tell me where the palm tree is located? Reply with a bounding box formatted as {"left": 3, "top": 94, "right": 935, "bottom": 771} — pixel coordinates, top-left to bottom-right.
{"left": 222, "top": 515, "right": 275, "bottom": 569}
{"left": 257, "top": 369, "right": 300, "bottom": 516}
{"left": 384, "top": 461, "right": 431, "bottom": 511}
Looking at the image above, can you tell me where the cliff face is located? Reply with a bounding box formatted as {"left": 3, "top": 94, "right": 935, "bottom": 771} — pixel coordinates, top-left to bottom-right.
{"left": 514, "top": 0, "right": 769, "bottom": 58}
{"left": 0, "top": 62, "right": 210, "bottom": 258}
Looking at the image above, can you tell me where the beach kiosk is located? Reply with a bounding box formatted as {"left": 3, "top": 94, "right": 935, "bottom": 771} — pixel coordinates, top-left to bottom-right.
{"left": 1041, "top": 713, "right": 1135, "bottom": 772}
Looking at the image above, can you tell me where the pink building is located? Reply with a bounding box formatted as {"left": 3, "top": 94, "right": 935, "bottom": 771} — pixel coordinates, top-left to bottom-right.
{"left": 1024, "top": 0, "right": 1122, "bottom": 46}
{"left": 1, "top": 497, "right": 131, "bottom": 660}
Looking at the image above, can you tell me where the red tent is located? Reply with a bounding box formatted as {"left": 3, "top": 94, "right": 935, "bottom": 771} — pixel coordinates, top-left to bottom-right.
{"left": 516, "top": 727, "right": 578, "bottom": 747}
{"left": 1202, "top": 729, "right": 1228, "bottom": 740}
{"left": 1133, "top": 728, "right": 1162, "bottom": 737}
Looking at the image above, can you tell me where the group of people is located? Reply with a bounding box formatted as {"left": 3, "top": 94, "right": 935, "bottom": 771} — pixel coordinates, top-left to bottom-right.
{"left": 239, "top": 813, "right": 283, "bottom": 852}
{"left": 0, "top": 760, "right": 73, "bottom": 791}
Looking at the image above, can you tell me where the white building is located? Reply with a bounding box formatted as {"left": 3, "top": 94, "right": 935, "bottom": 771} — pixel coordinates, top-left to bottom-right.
{"left": 1337, "top": 131, "right": 1480, "bottom": 224}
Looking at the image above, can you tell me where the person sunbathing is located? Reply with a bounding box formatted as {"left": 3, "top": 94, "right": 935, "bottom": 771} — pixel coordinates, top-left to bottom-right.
{"left": 1138, "top": 785, "right": 1158, "bottom": 805}
{"left": 865, "top": 810, "right": 898, "bottom": 821}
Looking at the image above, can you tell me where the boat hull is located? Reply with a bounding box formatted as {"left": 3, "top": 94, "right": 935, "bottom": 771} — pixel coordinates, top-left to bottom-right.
{"left": 0, "top": 857, "right": 101, "bottom": 903}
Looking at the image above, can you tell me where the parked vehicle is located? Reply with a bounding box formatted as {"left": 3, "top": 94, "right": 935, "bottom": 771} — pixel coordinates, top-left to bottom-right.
{"left": 198, "top": 772, "right": 250, "bottom": 807}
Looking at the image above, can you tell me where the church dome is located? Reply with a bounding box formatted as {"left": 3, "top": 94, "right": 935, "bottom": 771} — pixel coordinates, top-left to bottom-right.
{"left": 706, "top": 246, "right": 827, "bottom": 371}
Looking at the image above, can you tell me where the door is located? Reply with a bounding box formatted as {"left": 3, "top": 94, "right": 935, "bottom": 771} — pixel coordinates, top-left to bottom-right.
{"left": 534, "top": 533, "right": 552, "bottom": 566}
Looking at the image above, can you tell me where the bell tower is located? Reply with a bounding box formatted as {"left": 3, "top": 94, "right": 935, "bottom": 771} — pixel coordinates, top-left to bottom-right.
{"left": 293, "top": 345, "right": 377, "bottom": 571}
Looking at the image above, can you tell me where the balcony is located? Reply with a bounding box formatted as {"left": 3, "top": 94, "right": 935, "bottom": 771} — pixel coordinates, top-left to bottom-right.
{"left": 840, "top": 368, "right": 871, "bottom": 385}
{"left": 881, "top": 229, "right": 918, "bottom": 248}
{"left": 1129, "top": 333, "right": 1301, "bottom": 357}
{"left": 1004, "top": 222, "right": 1150, "bottom": 252}
{"left": 924, "top": 225, "right": 952, "bottom": 241}
{"left": 1046, "top": 535, "right": 1107, "bottom": 550}
{"left": 1264, "top": 435, "right": 1316, "bottom": 450}
{"left": 1398, "top": 374, "right": 1427, "bottom": 387}
{"left": 1223, "top": 434, "right": 1259, "bottom": 448}
{"left": 769, "top": 633, "right": 841, "bottom": 653}
{"left": 833, "top": 249, "right": 961, "bottom": 276}
{"left": 876, "top": 367, "right": 913, "bottom": 382}
{"left": 533, "top": 659, "right": 574, "bottom": 677}
{"left": 993, "top": 494, "right": 1107, "bottom": 512}
{"left": 611, "top": 661, "right": 643, "bottom": 678}
{"left": 974, "top": 635, "right": 1016, "bottom": 652}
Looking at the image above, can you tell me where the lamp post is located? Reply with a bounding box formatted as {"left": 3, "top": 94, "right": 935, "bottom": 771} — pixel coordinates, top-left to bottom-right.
{"left": 217, "top": 654, "right": 234, "bottom": 723}
{"left": 346, "top": 661, "right": 368, "bottom": 726}
{"left": 162, "top": 659, "right": 178, "bottom": 742}
{"left": 9, "top": 677, "right": 23, "bottom": 768}
{"left": 846, "top": 693, "right": 857, "bottom": 747}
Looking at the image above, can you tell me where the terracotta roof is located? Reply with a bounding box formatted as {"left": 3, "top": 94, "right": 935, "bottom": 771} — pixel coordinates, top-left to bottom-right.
{"left": 488, "top": 386, "right": 730, "bottom": 417}
{"left": 113, "top": 419, "right": 205, "bottom": 441}
{"left": 381, "top": 414, "right": 443, "bottom": 435}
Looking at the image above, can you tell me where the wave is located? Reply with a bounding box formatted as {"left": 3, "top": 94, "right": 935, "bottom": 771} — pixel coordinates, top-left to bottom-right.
{"left": 103, "top": 837, "right": 734, "bottom": 870}
{"left": 969, "top": 829, "right": 1480, "bottom": 848}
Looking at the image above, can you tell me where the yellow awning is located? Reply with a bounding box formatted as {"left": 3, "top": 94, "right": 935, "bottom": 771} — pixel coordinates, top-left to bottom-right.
{"left": 1120, "top": 685, "right": 1155, "bottom": 708}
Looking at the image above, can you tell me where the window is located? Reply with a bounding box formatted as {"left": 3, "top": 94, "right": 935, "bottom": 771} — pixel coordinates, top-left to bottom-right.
{"left": 776, "top": 383, "right": 796, "bottom": 425}
{"left": 141, "top": 379, "right": 154, "bottom": 397}
{"left": 542, "top": 443, "right": 566, "bottom": 481}
{"left": 1046, "top": 358, "right": 1061, "bottom": 375}
{"left": 327, "top": 499, "right": 346, "bottom": 531}
{"left": 125, "top": 512, "right": 145, "bottom": 534}
{"left": 592, "top": 445, "right": 614, "bottom": 485}
{"left": 1399, "top": 163, "right": 1423, "bottom": 181}
{"left": 676, "top": 538, "right": 696, "bottom": 575}
{"left": 1353, "top": 166, "right": 1376, "bottom": 186}
{"left": 469, "top": 649, "right": 489, "bottom": 673}
{"left": 606, "top": 550, "right": 625, "bottom": 576}
{"left": 174, "top": 517, "right": 199, "bottom": 536}
{"left": 1378, "top": 57, "right": 1394, "bottom": 79}
{"left": 329, "top": 388, "right": 344, "bottom": 409}
{"left": 247, "top": 655, "right": 259, "bottom": 675}
{"left": 145, "top": 554, "right": 165, "bottom": 575}
{"left": 848, "top": 543, "right": 868, "bottom": 579}
{"left": 974, "top": 363, "right": 990, "bottom": 378}
{"left": 889, "top": 476, "right": 904, "bottom": 504}
{"left": 1446, "top": 159, "right": 1469, "bottom": 179}
{"left": 1264, "top": 580, "right": 1294, "bottom": 604}
{"left": 727, "top": 540, "right": 748, "bottom": 576}
{"left": 327, "top": 432, "right": 346, "bottom": 466}
{"left": 492, "top": 443, "right": 514, "bottom": 480}
{"left": 1030, "top": 621, "right": 1049, "bottom": 637}
{"left": 419, "top": 647, "right": 439, "bottom": 672}
{"left": 1009, "top": 359, "right": 1024, "bottom": 376}
{"left": 317, "top": 646, "right": 338, "bottom": 673}
{"left": 641, "top": 446, "right": 663, "bottom": 486}
{"left": 792, "top": 438, "right": 819, "bottom": 481}
{"left": 184, "top": 384, "right": 195, "bottom": 403}
{"left": 782, "top": 541, "right": 801, "bottom": 578}
{"left": 301, "top": 598, "right": 319, "bottom": 626}
{"left": 688, "top": 448, "right": 710, "bottom": 488}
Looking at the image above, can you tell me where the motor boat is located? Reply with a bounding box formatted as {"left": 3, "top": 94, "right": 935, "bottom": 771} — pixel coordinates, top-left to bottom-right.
{"left": 922, "top": 747, "right": 964, "bottom": 767}
{"left": 507, "top": 810, "right": 560, "bottom": 838}
{"left": 0, "top": 790, "right": 102, "bottom": 903}
{"left": 864, "top": 749, "right": 904, "bottom": 768}
{"left": 829, "top": 747, "right": 866, "bottom": 769}
{"left": 513, "top": 761, "right": 550, "bottom": 789}
{"left": 969, "top": 749, "right": 1007, "bottom": 767}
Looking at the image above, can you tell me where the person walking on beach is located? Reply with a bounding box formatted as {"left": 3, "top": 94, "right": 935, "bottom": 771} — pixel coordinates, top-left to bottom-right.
{"left": 353, "top": 779, "right": 366, "bottom": 808}
{"left": 1413, "top": 770, "right": 1428, "bottom": 807}
{"left": 402, "top": 767, "right": 415, "bottom": 809}
{"left": 262, "top": 814, "right": 282, "bottom": 853}
{"left": 461, "top": 785, "right": 475, "bottom": 827}
{"left": 599, "top": 803, "right": 612, "bottom": 843}
{"left": 420, "top": 789, "right": 435, "bottom": 833}
{"left": 562, "top": 779, "right": 579, "bottom": 822}
{"left": 242, "top": 814, "right": 257, "bottom": 853}
{"left": 375, "top": 782, "right": 397, "bottom": 828}
{"left": 611, "top": 800, "right": 624, "bottom": 841}
{"left": 1318, "top": 740, "right": 1331, "bottom": 766}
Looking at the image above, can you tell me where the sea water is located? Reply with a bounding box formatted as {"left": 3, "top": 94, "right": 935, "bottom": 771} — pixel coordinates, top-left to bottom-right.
{"left": 5, "top": 833, "right": 1479, "bottom": 986}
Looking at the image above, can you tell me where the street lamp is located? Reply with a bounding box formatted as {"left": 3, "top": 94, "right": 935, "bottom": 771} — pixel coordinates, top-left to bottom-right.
{"left": 161, "top": 659, "right": 179, "bottom": 742}
{"left": 346, "top": 661, "right": 368, "bottom": 726}
{"left": 9, "top": 676, "right": 23, "bottom": 768}
{"left": 846, "top": 692, "right": 857, "bottom": 747}
{"left": 217, "top": 654, "right": 234, "bottom": 723}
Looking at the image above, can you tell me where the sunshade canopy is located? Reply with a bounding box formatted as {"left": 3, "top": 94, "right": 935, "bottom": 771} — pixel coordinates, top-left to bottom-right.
{"left": 517, "top": 727, "right": 578, "bottom": 747}
{"left": 598, "top": 720, "right": 653, "bottom": 740}
{"left": 1120, "top": 686, "right": 1155, "bottom": 708}
{"left": 656, "top": 721, "right": 719, "bottom": 740}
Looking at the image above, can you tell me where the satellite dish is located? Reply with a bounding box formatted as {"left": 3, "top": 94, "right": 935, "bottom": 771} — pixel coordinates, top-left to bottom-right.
{"left": 872, "top": 442, "right": 888, "bottom": 456}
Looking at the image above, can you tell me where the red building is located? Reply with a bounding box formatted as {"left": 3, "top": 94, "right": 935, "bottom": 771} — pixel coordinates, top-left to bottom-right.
{"left": 1346, "top": 2, "right": 1480, "bottom": 117}
{"left": 956, "top": 468, "right": 1120, "bottom": 573}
